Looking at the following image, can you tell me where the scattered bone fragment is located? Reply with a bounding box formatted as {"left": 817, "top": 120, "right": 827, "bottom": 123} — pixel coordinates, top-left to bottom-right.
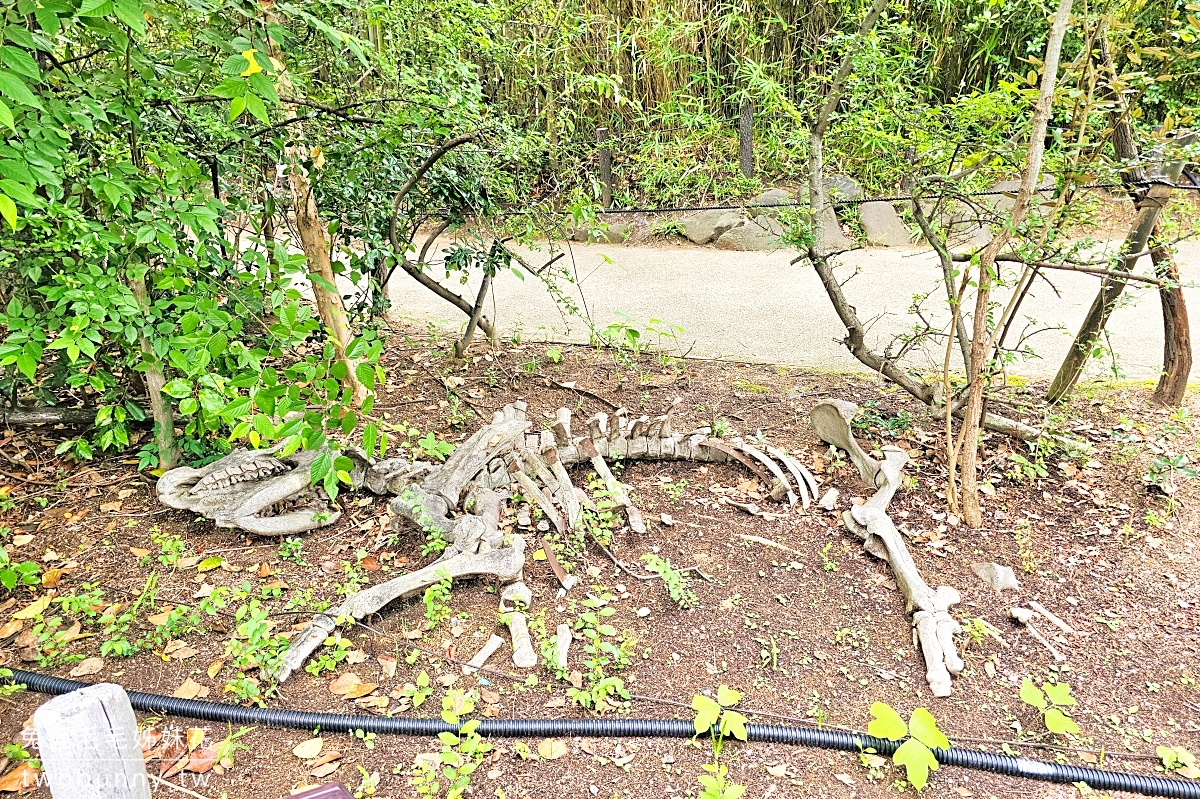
{"left": 552, "top": 624, "right": 572, "bottom": 672}
{"left": 507, "top": 612, "right": 538, "bottom": 668}
{"left": 1009, "top": 607, "right": 1066, "bottom": 662}
{"left": 817, "top": 488, "right": 840, "bottom": 510}
{"left": 971, "top": 562, "right": 1021, "bottom": 594}
{"left": 500, "top": 581, "right": 532, "bottom": 612}
{"left": 1028, "top": 601, "right": 1077, "bottom": 636}
{"left": 463, "top": 634, "right": 505, "bottom": 675}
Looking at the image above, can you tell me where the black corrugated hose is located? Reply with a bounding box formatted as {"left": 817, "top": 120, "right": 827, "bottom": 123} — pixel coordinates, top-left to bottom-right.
{"left": 5, "top": 668, "right": 1198, "bottom": 798}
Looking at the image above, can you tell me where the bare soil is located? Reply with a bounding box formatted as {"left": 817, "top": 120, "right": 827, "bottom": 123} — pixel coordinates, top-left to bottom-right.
{"left": 1, "top": 328, "right": 1199, "bottom": 799}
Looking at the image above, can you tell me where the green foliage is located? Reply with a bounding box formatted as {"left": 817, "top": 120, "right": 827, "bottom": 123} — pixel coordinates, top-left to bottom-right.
{"left": 410, "top": 689, "right": 491, "bottom": 798}
{"left": 866, "top": 702, "right": 951, "bottom": 792}
{"left": 305, "top": 632, "right": 354, "bottom": 676}
{"left": 1019, "top": 678, "right": 1081, "bottom": 737}
{"left": 567, "top": 592, "right": 633, "bottom": 710}
{"left": 0, "top": 547, "right": 40, "bottom": 591}
{"left": 1157, "top": 745, "right": 1199, "bottom": 778}
{"left": 422, "top": 571, "right": 452, "bottom": 627}
{"left": 641, "top": 553, "right": 698, "bottom": 609}
{"left": 692, "top": 685, "right": 748, "bottom": 799}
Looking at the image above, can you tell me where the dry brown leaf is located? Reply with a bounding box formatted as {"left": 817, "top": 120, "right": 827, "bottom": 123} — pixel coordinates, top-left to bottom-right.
{"left": 68, "top": 657, "right": 104, "bottom": 677}
{"left": 537, "top": 739, "right": 568, "bottom": 760}
{"left": 481, "top": 689, "right": 500, "bottom": 705}
{"left": 309, "top": 751, "right": 342, "bottom": 768}
{"left": 766, "top": 763, "right": 788, "bottom": 777}
{"left": 207, "top": 660, "right": 224, "bottom": 679}
{"left": 147, "top": 609, "right": 174, "bottom": 626}
{"left": 344, "top": 649, "right": 368, "bottom": 665}
{"left": 173, "top": 678, "right": 206, "bottom": 700}
{"left": 40, "top": 568, "right": 69, "bottom": 588}
{"left": 377, "top": 654, "right": 397, "bottom": 678}
{"left": 130, "top": 547, "right": 151, "bottom": 557}
{"left": 257, "top": 562, "right": 272, "bottom": 578}
{"left": 328, "top": 673, "right": 376, "bottom": 699}
{"left": 262, "top": 579, "right": 289, "bottom": 590}
{"left": 99, "top": 501, "right": 123, "bottom": 513}
{"left": 186, "top": 728, "right": 205, "bottom": 752}
{"left": 12, "top": 597, "right": 50, "bottom": 621}
{"left": 309, "top": 761, "right": 341, "bottom": 778}
{"left": 0, "top": 762, "right": 40, "bottom": 793}
{"left": 159, "top": 742, "right": 188, "bottom": 778}
{"left": 11, "top": 535, "right": 33, "bottom": 547}
{"left": 292, "top": 738, "right": 324, "bottom": 760}
{"left": 185, "top": 748, "right": 217, "bottom": 774}
{"left": 169, "top": 645, "right": 199, "bottom": 661}
{"left": 118, "top": 488, "right": 136, "bottom": 499}
{"left": 140, "top": 729, "right": 163, "bottom": 752}
{"left": 0, "top": 620, "right": 22, "bottom": 640}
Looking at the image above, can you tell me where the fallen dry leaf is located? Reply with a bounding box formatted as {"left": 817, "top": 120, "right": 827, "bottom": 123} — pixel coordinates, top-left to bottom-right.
{"left": 292, "top": 738, "right": 324, "bottom": 760}
{"left": 11, "top": 535, "right": 32, "bottom": 547}
{"left": 186, "top": 728, "right": 205, "bottom": 752}
{"left": 207, "top": 660, "right": 224, "bottom": 679}
{"left": 309, "top": 751, "right": 342, "bottom": 769}
{"left": 0, "top": 620, "right": 22, "bottom": 640}
{"left": 99, "top": 501, "right": 123, "bottom": 513}
{"left": 13, "top": 596, "right": 50, "bottom": 621}
{"left": 377, "top": 654, "right": 397, "bottom": 678}
{"left": 40, "top": 568, "right": 69, "bottom": 588}
{"left": 0, "top": 762, "right": 40, "bottom": 793}
{"left": 309, "top": 761, "right": 341, "bottom": 778}
{"left": 147, "top": 609, "right": 174, "bottom": 626}
{"left": 328, "top": 673, "right": 376, "bottom": 699}
{"left": 344, "top": 649, "right": 368, "bottom": 665}
{"left": 173, "top": 678, "right": 207, "bottom": 700}
{"left": 185, "top": 748, "right": 217, "bottom": 774}
{"left": 766, "top": 763, "right": 788, "bottom": 777}
{"left": 537, "top": 739, "right": 568, "bottom": 760}
{"left": 68, "top": 657, "right": 104, "bottom": 677}
{"left": 129, "top": 547, "right": 151, "bottom": 557}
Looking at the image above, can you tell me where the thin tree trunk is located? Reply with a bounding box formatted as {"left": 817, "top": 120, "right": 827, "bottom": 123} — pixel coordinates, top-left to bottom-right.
{"left": 1153, "top": 231, "right": 1191, "bottom": 405}
{"left": 959, "top": 0, "right": 1073, "bottom": 528}
{"left": 130, "top": 276, "right": 179, "bottom": 470}
{"left": 1046, "top": 156, "right": 1189, "bottom": 401}
{"left": 261, "top": 7, "right": 366, "bottom": 407}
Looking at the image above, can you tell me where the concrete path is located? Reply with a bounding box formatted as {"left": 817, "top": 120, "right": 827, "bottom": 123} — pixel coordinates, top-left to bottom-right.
{"left": 385, "top": 236, "right": 1200, "bottom": 381}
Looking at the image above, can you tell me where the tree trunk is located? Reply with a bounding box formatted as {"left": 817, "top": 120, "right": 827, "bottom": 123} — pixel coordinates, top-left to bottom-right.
{"left": 261, "top": 7, "right": 366, "bottom": 407}
{"left": 1153, "top": 232, "right": 1191, "bottom": 405}
{"left": 1045, "top": 156, "right": 1188, "bottom": 402}
{"left": 129, "top": 276, "right": 179, "bottom": 470}
{"left": 958, "top": 0, "right": 1073, "bottom": 528}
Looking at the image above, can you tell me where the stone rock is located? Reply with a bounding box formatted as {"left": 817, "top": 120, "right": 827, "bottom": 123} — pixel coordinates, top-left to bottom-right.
{"left": 984, "top": 176, "right": 1056, "bottom": 214}
{"left": 971, "top": 562, "right": 1020, "bottom": 594}
{"left": 571, "top": 221, "right": 630, "bottom": 244}
{"left": 680, "top": 210, "right": 742, "bottom": 244}
{"left": 825, "top": 174, "right": 862, "bottom": 202}
{"left": 817, "top": 488, "right": 840, "bottom": 510}
{"left": 859, "top": 201, "right": 912, "bottom": 247}
{"left": 714, "top": 216, "right": 784, "bottom": 251}
{"left": 747, "top": 188, "right": 794, "bottom": 218}
{"left": 816, "top": 207, "right": 854, "bottom": 253}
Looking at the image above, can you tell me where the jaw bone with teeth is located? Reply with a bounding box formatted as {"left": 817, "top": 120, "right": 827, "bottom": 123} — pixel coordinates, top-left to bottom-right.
{"left": 155, "top": 446, "right": 373, "bottom": 536}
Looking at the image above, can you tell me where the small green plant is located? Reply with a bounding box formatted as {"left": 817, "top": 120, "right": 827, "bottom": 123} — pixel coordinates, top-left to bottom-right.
{"left": 1145, "top": 452, "right": 1198, "bottom": 493}
{"left": 1019, "top": 678, "right": 1080, "bottom": 736}
{"left": 416, "top": 433, "right": 454, "bottom": 462}
{"left": 400, "top": 670, "right": 434, "bottom": 708}
{"left": 691, "top": 685, "right": 748, "bottom": 799}
{"left": 306, "top": 632, "right": 354, "bottom": 676}
{"left": 1006, "top": 452, "right": 1049, "bottom": 483}
{"left": 819, "top": 541, "right": 840, "bottom": 572}
{"left": 1013, "top": 519, "right": 1036, "bottom": 573}
{"left": 866, "top": 702, "right": 951, "bottom": 792}
{"left": 223, "top": 600, "right": 290, "bottom": 705}
{"left": 568, "top": 592, "right": 633, "bottom": 710}
{"left": 423, "top": 571, "right": 452, "bottom": 626}
{"left": 712, "top": 417, "right": 732, "bottom": 438}
{"left": 642, "top": 554, "right": 698, "bottom": 608}
{"left": 411, "top": 689, "right": 491, "bottom": 798}
{"left": 0, "top": 549, "right": 40, "bottom": 591}
{"left": 278, "top": 537, "right": 306, "bottom": 565}
{"left": 152, "top": 530, "right": 186, "bottom": 567}
{"left": 663, "top": 478, "right": 688, "bottom": 502}
{"left": 1156, "top": 746, "right": 1199, "bottom": 778}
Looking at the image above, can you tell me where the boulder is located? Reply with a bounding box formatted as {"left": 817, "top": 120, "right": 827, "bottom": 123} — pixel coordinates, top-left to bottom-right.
{"left": 859, "top": 201, "right": 912, "bottom": 247}
{"left": 715, "top": 216, "right": 784, "bottom": 251}
{"left": 747, "top": 188, "right": 794, "bottom": 218}
{"left": 571, "top": 221, "right": 630, "bottom": 244}
{"left": 825, "top": 174, "right": 862, "bottom": 202}
{"left": 815, "top": 207, "right": 854, "bottom": 253}
{"left": 680, "top": 209, "right": 742, "bottom": 244}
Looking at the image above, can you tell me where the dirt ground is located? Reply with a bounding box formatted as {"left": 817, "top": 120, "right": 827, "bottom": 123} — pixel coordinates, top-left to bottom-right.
{"left": 1, "top": 328, "right": 1199, "bottom": 799}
